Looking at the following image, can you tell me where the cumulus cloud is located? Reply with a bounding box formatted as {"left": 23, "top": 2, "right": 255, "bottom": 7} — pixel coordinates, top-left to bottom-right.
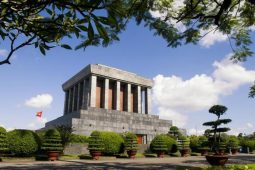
{"left": 199, "top": 29, "right": 228, "bottom": 48}
{"left": 153, "top": 54, "right": 255, "bottom": 127}
{"left": 25, "top": 94, "right": 53, "bottom": 108}
{"left": 188, "top": 128, "right": 206, "bottom": 136}
{"left": 229, "top": 123, "right": 254, "bottom": 135}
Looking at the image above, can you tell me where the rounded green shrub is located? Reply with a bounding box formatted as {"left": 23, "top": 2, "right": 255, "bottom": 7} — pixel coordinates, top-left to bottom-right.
{"left": 177, "top": 136, "right": 190, "bottom": 150}
{"left": 0, "top": 127, "right": 8, "bottom": 154}
{"left": 70, "top": 134, "right": 88, "bottom": 144}
{"left": 98, "top": 131, "right": 124, "bottom": 155}
{"left": 124, "top": 132, "right": 138, "bottom": 151}
{"left": 7, "top": 129, "right": 39, "bottom": 156}
{"left": 227, "top": 135, "right": 239, "bottom": 149}
{"left": 150, "top": 134, "right": 176, "bottom": 154}
{"left": 41, "top": 129, "right": 63, "bottom": 152}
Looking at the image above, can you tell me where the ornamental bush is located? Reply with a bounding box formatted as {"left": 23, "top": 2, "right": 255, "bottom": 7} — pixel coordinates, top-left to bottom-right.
{"left": 88, "top": 131, "right": 104, "bottom": 152}
{"left": 41, "top": 129, "right": 63, "bottom": 152}
{"left": 227, "top": 136, "right": 239, "bottom": 149}
{"left": 7, "top": 129, "right": 39, "bottom": 156}
{"left": 240, "top": 139, "right": 255, "bottom": 152}
{"left": 99, "top": 131, "right": 124, "bottom": 155}
{"left": 0, "top": 127, "right": 8, "bottom": 154}
{"left": 150, "top": 136, "right": 168, "bottom": 152}
{"left": 150, "top": 134, "right": 176, "bottom": 154}
{"left": 177, "top": 136, "right": 190, "bottom": 150}
{"left": 124, "top": 132, "right": 138, "bottom": 151}
{"left": 70, "top": 134, "right": 88, "bottom": 144}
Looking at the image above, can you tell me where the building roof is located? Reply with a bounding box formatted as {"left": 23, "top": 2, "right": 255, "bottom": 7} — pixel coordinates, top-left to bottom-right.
{"left": 62, "top": 64, "right": 153, "bottom": 90}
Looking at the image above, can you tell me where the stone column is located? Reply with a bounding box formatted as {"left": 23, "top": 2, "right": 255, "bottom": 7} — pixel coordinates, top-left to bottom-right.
{"left": 68, "top": 88, "right": 72, "bottom": 113}
{"left": 104, "top": 78, "right": 109, "bottom": 109}
{"left": 137, "top": 86, "right": 141, "bottom": 113}
{"left": 115, "top": 81, "right": 120, "bottom": 110}
{"left": 72, "top": 85, "right": 76, "bottom": 112}
{"left": 145, "top": 87, "right": 151, "bottom": 114}
{"left": 89, "top": 75, "right": 97, "bottom": 107}
{"left": 64, "top": 90, "right": 68, "bottom": 115}
{"left": 77, "top": 83, "right": 81, "bottom": 111}
{"left": 127, "top": 84, "right": 131, "bottom": 112}
{"left": 82, "top": 79, "right": 87, "bottom": 108}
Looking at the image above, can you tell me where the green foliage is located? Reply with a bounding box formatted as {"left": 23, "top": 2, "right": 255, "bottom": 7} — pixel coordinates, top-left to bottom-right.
{"left": 100, "top": 131, "right": 124, "bottom": 155}
{"left": 70, "top": 134, "right": 88, "bottom": 144}
{"left": 227, "top": 135, "right": 239, "bottom": 149}
{"left": 203, "top": 105, "right": 231, "bottom": 153}
{"left": 177, "top": 136, "right": 190, "bottom": 150}
{"left": 198, "top": 136, "right": 210, "bottom": 150}
{"left": 189, "top": 135, "right": 199, "bottom": 152}
{"left": 7, "top": 129, "right": 39, "bottom": 156}
{"left": 240, "top": 139, "right": 255, "bottom": 152}
{"left": 88, "top": 131, "right": 104, "bottom": 152}
{"left": 56, "top": 125, "right": 73, "bottom": 147}
{"left": 124, "top": 132, "right": 138, "bottom": 151}
{"left": 0, "top": 127, "right": 8, "bottom": 154}
{"left": 41, "top": 129, "right": 63, "bottom": 152}
{"left": 150, "top": 134, "right": 176, "bottom": 153}
{"left": 150, "top": 136, "right": 168, "bottom": 152}
{"left": 168, "top": 126, "right": 181, "bottom": 139}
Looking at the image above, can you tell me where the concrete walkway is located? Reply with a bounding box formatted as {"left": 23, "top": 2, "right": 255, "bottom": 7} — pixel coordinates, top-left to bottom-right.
{"left": 0, "top": 154, "right": 254, "bottom": 170}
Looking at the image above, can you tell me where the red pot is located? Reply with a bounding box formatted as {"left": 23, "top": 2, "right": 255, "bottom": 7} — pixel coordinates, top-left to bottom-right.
{"left": 90, "top": 151, "right": 102, "bottom": 160}
{"left": 205, "top": 155, "right": 229, "bottom": 166}
{"left": 127, "top": 150, "right": 137, "bottom": 159}
{"left": 47, "top": 151, "right": 60, "bottom": 161}
{"left": 156, "top": 151, "right": 165, "bottom": 158}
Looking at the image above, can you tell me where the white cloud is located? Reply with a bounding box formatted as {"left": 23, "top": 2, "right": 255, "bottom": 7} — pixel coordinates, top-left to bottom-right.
{"left": 25, "top": 94, "right": 53, "bottom": 108}
{"left": 247, "top": 123, "right": 253, "bottom": 128}
{"left": 188, "top": 128, "right": 206, "bottom": 136}
{"left": 27, "top": 117, "right": 48, "bottom": 130}
{"left": 199, "top": 29, "right": 228, "bottom": 48}
{"left": 153, "top": 54, "right": 255, "bottom": 127}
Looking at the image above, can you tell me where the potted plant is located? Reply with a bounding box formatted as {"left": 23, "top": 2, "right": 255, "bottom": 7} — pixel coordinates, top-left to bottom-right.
{"left": 0, "top": 127, "right": 8, "bottom": 162}
{"left": 203, "top": 105, "right": 232, "bottom": 166}
{"left": 124, "top": 132, "right": 138, "bottom": 159}
{"left": 41, "top": 129, "right": 63, "bottom": 161}
{"left": 88, "top": 131, "right": 104, "bottom": 160}
{"left": 198, "top": 136, "right": 210, "bottom": 156}
{"left": 178, "top": 136, "right": 190, "bottom": 157}
{"left": 227, "top": 136, "right": 240, "bottom": 155}
{"left": 151, "top": 137, "right": 168, "bottom": 158}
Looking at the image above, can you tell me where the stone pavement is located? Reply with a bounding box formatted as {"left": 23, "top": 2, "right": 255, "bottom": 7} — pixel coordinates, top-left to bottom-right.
{"left": 0, "top": 154, "right": 254, "bottom": 170}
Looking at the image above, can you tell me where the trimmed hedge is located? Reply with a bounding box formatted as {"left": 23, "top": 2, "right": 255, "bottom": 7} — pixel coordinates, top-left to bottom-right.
{"left": 70, "top": 134, "right": 88, "bottom": 144}
{"left": 150, "top": 134, "right": 176, "bottom": 154}
{"left": 124, "top": 132, "right": 138, "bottom": 151}
{"left": 7, "top": 129, "right": 39, "bottom": 156}
{"left": 93, "top": 131, "right": 124, "bottom": 155}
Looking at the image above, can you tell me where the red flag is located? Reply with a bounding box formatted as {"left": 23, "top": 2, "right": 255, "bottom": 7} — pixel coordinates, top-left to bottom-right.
{"left": 36, "top": 111, "right": 42, "bottom": 118}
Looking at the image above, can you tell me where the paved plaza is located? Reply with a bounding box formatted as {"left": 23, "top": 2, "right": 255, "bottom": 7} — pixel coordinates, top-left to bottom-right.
{"left": 0, "top": 154, "right": 254, "bottom": 170}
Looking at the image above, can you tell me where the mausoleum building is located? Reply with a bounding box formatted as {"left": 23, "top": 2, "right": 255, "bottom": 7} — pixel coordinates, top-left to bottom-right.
{"left": 45, "top": 64, "right": 172, "bottom": 144}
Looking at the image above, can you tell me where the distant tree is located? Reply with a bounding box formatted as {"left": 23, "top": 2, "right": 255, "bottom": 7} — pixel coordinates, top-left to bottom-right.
{"left": 203, "top": 105, "right": 232, "bottom": 154}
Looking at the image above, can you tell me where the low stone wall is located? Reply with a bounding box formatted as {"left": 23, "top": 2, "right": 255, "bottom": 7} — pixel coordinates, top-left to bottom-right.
{"left": 63, "top": 143, "right": 150, "bottom": 155}
{"left": 64, "top": 143, "right": 89, "bottom": 155}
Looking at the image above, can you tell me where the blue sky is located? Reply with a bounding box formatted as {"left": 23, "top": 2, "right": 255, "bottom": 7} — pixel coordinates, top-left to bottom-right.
{"left": 0, "top": 20, "right": 254, "bottom": 136}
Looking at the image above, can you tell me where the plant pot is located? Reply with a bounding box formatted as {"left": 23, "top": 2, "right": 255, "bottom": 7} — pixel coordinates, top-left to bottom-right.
{"left": 231, "top": 149, "right": 238, "bottom": 155}
{"left": 90, "top": 151, "right": 102, "bottom": 160}
{"left": 127, "top": 150, "right": 137, "bottom": 159}
{"left": 205, "top": 155, "right": 229, "bottom": 166}
{"left": 156, "top": 151, "right": 165, "bottom": 158}
{"left": 200, "top": 149, "right": 209, "bottom": 156}
{"left": 47, "top": 151, "right": 60, "bottom": 161}
{"left": 180, "top": 149, "right": 189, "bottom": 157}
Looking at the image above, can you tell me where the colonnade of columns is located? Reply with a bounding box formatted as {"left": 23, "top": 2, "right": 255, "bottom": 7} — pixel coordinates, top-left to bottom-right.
{"left": 64, "top": 75, "right": 151, "bottom": 115}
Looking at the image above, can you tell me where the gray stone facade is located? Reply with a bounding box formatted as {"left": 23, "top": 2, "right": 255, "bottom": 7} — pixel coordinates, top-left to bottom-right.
{"left": 45, "top": 64, "right": 172, "bottom": 144}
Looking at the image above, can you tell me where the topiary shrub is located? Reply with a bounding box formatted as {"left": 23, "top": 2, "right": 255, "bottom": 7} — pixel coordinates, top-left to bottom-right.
{"left": 88, "top": 131, "right": 104, "bottom": 152}
{"left": 70, "top": 134, "right": 88, "bottom": 144}
{"left": 0, "top": 127, "right": 8, "bottom": 159}
{"left": 7, "top": 129, "right": 39, "bottom": 156}
{"left": 150, "top": 134, "right": 176, "bottom": 154}
{"left": 41, "top": 129, "right": 63, "bottom": 152}
{"left": 124, "top": 132, "right": 138, "bottom": 151}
